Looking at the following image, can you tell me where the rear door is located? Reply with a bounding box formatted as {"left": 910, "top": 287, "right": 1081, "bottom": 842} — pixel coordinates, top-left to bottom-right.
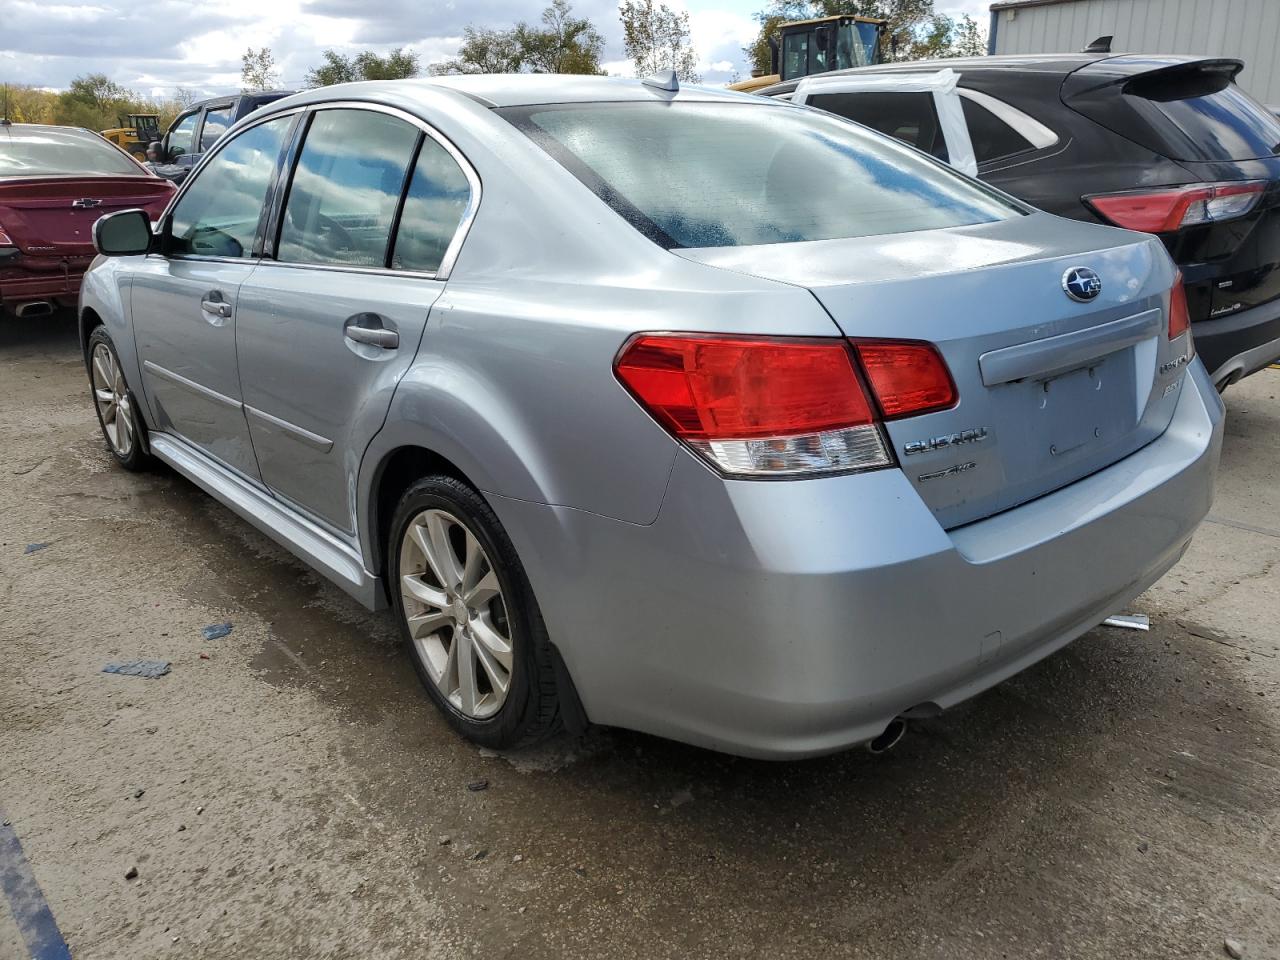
{"left": 131, "top": 111, "right": 297, "bottom": 479}
{"left": 234, "top": 106, "right": 476, "bottom": 534}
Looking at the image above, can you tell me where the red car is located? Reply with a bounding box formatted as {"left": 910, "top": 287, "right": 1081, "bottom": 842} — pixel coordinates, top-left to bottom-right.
{"left": 0, "top": 121, "right": 175, "bottom": 317}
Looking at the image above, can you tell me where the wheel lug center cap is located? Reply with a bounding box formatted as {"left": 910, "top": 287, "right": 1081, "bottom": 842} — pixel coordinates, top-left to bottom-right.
{"left": 451, "top": 598, "right": 468, "bottom": 623}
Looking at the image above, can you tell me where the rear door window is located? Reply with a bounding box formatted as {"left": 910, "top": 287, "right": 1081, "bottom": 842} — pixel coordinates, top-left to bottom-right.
{"left": 200, "top": 106, "right": 234, "bottom": 152}
{"left": 806, "top": 91, "right": 948, "bottom": 161}
{"left": 277, "top": 109, "right": 419, "bottom": 268}
{"left": 960, "top": 97, "right": 1035, "bottom": 163}
{"left": 390, "top": 137, "right": 472, "bottom": 274}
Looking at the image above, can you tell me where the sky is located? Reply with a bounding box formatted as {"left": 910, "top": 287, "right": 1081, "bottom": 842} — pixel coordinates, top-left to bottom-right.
{"left": 0, "top": 0, "right": 988, "bottom": 97}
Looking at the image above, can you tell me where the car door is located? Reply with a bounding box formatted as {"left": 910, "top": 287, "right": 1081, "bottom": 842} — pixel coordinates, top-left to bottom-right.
{"left": 131, "top": 110, "right": 298, "bottom": 479}
{"left": 792, "top": 70, "right": 979, "bottom": 176}
{"left": 235, "top": 105, "right": 476, "bottom": 534}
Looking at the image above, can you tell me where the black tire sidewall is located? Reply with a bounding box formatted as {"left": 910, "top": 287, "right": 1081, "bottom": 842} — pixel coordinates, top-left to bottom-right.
{"left": 389, "top": 476, "right": 544, "bottom": 749}
{"left": 87, "top": 326, "right": 148, "bottom": 471}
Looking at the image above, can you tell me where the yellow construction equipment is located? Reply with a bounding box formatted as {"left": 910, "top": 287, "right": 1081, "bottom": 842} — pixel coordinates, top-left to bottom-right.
{"left": 730, "top": 14, "right": 890, "bottom": 93}
{"left": 101, "top": 114, "right": 162, "bottom": 160}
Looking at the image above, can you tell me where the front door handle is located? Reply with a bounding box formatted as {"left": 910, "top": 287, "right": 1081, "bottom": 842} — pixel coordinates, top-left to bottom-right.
{"left": 343, "top": 314, "right": 399, "bottom": 350}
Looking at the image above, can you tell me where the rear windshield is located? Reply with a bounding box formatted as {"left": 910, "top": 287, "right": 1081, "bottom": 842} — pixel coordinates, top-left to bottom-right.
{"left": 1129, "top": 79, "right": 1280, "bottom": 161}
{"left": 0, "top": 128, "right": 143, "bottom": 178}
{"left": 500, "top": 101, "right": 1021, "bottom": 249}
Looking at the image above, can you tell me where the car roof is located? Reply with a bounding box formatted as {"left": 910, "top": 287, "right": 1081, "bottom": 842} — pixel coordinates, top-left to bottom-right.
{"left": 0, "top": 122, "right": 111, "bottom": 143}
{"left": 369, "top": 74, "right": 765, "bottom": 109}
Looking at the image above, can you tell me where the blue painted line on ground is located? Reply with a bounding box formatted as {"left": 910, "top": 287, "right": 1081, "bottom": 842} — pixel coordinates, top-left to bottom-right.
{"left": 0, "top": 807, "right": 72, "bottom": 960}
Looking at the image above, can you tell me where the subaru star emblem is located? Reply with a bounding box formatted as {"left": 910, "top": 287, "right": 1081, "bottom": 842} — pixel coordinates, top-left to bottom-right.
{"left": 1062, "top": 266, "right": 1102, "bottom": 303}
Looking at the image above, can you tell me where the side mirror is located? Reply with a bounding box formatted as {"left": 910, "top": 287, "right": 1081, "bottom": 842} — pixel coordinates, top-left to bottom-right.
{"left": 94, "top": 209, "right": 152, "bottom": 257}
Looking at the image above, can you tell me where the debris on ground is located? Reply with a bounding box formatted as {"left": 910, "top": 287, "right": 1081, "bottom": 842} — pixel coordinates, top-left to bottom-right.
{"left": 438, "top": 836, "right": 451, "bottom": 846}
{"left": 1103, "top": 613, "right": 1150, "bottom": 631}
{"left": 466, "top": 779, "right": 489, "bottom": 792}
{"left": 23, "top": 542, "right": 50, "bottom": 554}
{"left": 671, "top": 787, "right": 694, "bottom": 808}
{"left": 124, "top": 866, "right": 138, "bottom": 880}
{"left": 199, "top": 653, "right": 210, "bottom": 660}
{"left": 102, "top": 660, "right": 171, "bottom": 679}
{"left": 1225, "top": 937, "right": 1245, "bottom": 958}
{"left": 132, "top": 789, "right": 144, "bottom": 799}
{"left": 201, "top": 622, "right": 233, "bottom": 641}
{"left": 468, "top": 849, "right": 488, "bottom": 861}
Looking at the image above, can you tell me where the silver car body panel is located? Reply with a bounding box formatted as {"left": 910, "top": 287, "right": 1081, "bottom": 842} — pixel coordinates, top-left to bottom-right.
{"left": 78, "top": 77, "right": 1225, "bottom": 757}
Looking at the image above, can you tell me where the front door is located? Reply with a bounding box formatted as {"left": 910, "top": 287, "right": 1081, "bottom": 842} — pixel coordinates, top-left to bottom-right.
{"left": 235, "top": 106, "right": 476, "bottom": 533}
{"left": 132, "top": 112, "right": 296, "bottom": 479}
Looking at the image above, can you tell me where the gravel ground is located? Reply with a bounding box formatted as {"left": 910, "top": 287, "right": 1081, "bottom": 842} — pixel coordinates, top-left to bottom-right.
{"left": 2, "top": 312, "right": 1278, "bottom": 960}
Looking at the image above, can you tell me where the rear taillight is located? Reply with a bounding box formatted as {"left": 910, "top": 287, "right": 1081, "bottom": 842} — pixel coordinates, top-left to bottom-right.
{"left": 852, "top": 340, "right": 957, "bottom": 419}
{"left": 1168, "top": 271, "right": 1192, "bottom": 344}
{"left": 1085, "top": 180, "right": 1266, "bottom": 233}
{"left": 614, "top": 333, "right": 956, "bottom": 477}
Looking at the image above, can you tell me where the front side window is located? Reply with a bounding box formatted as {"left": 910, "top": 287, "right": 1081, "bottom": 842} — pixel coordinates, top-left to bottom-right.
{"left": 504, "top": 101, "right": 1018, "bottom": 249}
{"left": 167, "top": 112, "right": 198, "bottom": 158}
{"left": 200, "top": 106, "right": 234, "bottom": 152}
{"left": 168, "top": 114, "right": 293, "bottom": 258}
{"left": 782, "top": 32, "right": 809, "bottom": 82}
{"left": 391, "top": 137, "right": 472, "bottom": 274}
{"left": 277, "top": 109, "right": 419, "bottom": 268}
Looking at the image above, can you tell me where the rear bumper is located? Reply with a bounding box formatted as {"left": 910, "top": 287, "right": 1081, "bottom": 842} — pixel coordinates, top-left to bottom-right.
{"left": 492, "top": 361, "right": 1224, "bottom": 759}
{"left": 1193, "top": 296, "right": 1280, "bottom": 386}
{"left": 0, "top": 259, "right": 88, "bottom": 308}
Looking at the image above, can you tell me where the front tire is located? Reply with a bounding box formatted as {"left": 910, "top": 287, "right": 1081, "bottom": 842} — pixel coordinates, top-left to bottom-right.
{"left": 389, "top": 475, "right": 560, "bottom": 749}
{"left": 87, "top": 326, "right": 150, "bottom": 471}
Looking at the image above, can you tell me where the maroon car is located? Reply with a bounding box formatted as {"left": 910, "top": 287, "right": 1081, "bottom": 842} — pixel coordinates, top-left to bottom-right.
{"left": 0, "top": 121, "right": 175, "bottom": 317}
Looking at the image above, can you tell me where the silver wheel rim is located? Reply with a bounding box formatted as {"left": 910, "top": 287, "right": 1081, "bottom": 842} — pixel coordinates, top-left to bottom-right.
{"left": 399, "top": 509, "right": 513, "bottom": 720}
{"left": 91, "top": 342, "right": 134, "bottom": 458}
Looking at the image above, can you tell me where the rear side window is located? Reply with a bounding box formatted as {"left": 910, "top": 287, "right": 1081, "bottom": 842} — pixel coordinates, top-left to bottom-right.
{"left": 200, "top": 106, "right": 234, "bottom": 151}
{"left": 960, "top": 97, "right": 1035, "bottom": 163}
{"left": 391, "top": 137, "right": 472, "bottom": 274}
{"left": 0, "top": 129, "right": 142, "bottom": 178}
{"left": 807, "top": 91, "right": 947, "bottom": 160}
{"left": 169, "top": 114, "right": 292, "bottom": 258}
{"left": 278, "top": 109, "right": 419, "bottom": 268}
{"left": 503, "top": 101, "right": 1019, "bottom": 249}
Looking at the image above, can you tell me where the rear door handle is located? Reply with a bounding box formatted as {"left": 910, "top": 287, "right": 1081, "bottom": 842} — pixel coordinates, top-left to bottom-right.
{"left": 200, "top": 295, "right": 232, "bottom": 318}
{"left": 343, "top": 314, "right": 399, "bottom": 350}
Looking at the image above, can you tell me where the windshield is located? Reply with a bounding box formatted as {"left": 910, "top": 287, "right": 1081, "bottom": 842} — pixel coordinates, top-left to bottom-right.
{"left": 502, "top": 101, "right": 1021, "bottom": 249}
{"left": 0, "top": 128, "right": 144, "bottom": 179}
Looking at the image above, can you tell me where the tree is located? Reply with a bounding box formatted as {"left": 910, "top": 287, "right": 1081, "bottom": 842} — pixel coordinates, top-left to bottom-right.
{"left": 944, "top": 14, "right": 986, "bottom": 58}
{"left": 619, "top": 0, "right": 700, "bottom": 82}
{"left": 429, "top": 1, "right": 605, "bottom": 76}
{"left": 518, "top": 0, "right": 605, "bottom": 74}
{"left": 241, "top": 47, "right": 279, "bottom": 92}
{"left": 56, "top": 73, "right": 133, "bottom": 129}
{"left": 430, "top": 26, "right": 527, "bottom": 75}
{"left": 307, "top": 47, "right": 420, "bottom": 86}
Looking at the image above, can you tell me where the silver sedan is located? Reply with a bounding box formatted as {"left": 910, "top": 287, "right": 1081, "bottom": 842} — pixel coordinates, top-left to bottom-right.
{"left": 81, "top": 75, "right": 1223, "bottom": 758}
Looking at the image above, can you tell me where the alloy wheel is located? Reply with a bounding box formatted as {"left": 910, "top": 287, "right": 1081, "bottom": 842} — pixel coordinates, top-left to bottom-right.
{"left": 399, "top": 508, "right": 513, "bottom": 719}
{"left": 91, "top": 342, "right": 134, "bottom": 458}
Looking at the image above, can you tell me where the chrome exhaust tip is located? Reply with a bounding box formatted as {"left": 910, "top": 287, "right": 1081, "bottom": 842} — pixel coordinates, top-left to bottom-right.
{"left": 867, "top": 717, "right": 907, "bottom": 755}
{"left": 14, "top": 301, "right": 54, "bottom": 318}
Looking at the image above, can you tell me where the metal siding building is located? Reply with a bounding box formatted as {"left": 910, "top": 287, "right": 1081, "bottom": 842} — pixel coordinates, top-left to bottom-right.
{"left": 989, "top": 0, "right": 1280, "bottom": 104}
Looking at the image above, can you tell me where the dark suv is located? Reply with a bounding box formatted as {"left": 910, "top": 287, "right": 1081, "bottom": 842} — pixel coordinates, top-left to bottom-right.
{"left": 153, "top": 91, "right": 294, "bottom": 183}
{"left": 762, "top": 54, "right": 1280, "bottom": 389}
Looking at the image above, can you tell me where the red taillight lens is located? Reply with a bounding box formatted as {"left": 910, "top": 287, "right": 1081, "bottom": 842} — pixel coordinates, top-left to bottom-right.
{"left": 1168, "top": 271, "right": 1191, "bottom": 342}
{"left": 1085, "top": 180, "right": 1266, "bottom": 233}
{"left": 615, "top": 334, "right": 890, "bottom": 476}
{"left": 853, "top": 340, "right": 958, "bottom": 419}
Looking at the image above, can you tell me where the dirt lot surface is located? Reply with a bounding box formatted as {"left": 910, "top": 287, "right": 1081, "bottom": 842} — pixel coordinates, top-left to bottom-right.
{"left": 2, "top": 313, "right": 1278, "bottom": 960}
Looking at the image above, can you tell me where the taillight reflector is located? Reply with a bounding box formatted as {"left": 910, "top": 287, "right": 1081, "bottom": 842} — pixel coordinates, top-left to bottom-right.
{"left": 0, "top": 222, "right": 13, "bottom": 247}
{"left": 1169, "top": 271, "right": 1191, "bottom": 342}
{"left": 853, "top": 340, "right": 958, "bottom": 419}
{"left": 1085, "top": 180, "right": 1266, "bottom": 233}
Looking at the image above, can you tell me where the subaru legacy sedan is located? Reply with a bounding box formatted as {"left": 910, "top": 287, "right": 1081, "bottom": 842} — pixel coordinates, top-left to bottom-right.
{"left": 82, "top": 76, "right": 1222, "bottom": 759}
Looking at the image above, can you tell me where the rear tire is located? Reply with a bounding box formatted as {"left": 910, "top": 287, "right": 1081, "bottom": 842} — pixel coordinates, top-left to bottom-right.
{"left": 87, "top": 326, "right": 151, "bottom": 472}
{"left": 389, "top": 475, "right": 561, "bottom": 749}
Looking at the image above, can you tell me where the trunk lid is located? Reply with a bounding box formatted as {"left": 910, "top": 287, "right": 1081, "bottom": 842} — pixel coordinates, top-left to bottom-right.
{"left": 676, "top": 213, "right": 1187, "bottom": 528}
{"left": 0, "top": 177, "right": 173, "bottom": 255}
